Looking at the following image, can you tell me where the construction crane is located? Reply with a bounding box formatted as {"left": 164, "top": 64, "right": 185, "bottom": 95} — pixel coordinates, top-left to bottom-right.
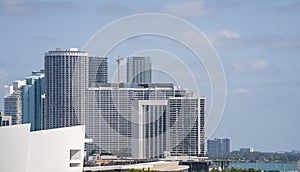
{"left": 116, "top": 56, "right": 123, "bottom": 85}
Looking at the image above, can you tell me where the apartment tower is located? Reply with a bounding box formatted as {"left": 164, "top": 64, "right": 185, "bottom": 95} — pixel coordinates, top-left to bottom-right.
{"left": 44, "top": 48, "right": 89, "bottom": 129}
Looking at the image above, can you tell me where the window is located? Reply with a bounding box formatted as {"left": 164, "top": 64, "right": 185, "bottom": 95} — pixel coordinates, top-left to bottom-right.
{"left": 70, "top": 149, "right": 81, "bottom": 160}
{"left": 70, "top": 163, "right": 80, "bottom": 167}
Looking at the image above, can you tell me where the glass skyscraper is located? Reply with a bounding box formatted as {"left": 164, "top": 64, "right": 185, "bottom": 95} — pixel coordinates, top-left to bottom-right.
{"left": 207, "top": 138, "right": 230, "bottom": 154}
{"left": 126, "top": 56, "right": 152, "bottom": 84}
{"left": 22, "top": 70, "right": 45, "bottom": 131}
{"left": 88, "top": 56, "right": 108, "bottom": 86}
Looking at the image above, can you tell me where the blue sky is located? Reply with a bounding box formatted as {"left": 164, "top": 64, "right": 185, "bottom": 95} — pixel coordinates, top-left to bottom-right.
{"left": 0, "top": 0, "right": 299, "bottom": 152}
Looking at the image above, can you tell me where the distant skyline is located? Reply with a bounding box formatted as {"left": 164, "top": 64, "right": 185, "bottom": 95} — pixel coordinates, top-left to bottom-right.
{"left": 0, "top": 0, "right": 299, "bottom": 152}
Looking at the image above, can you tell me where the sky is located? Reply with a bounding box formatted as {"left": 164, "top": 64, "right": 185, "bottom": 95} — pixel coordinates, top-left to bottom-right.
{"left": 0, "top": 0, "right": 300, "bottom": 152}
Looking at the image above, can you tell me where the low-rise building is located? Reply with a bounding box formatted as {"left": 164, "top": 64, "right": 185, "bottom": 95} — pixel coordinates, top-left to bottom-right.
{"left": 239, "top": 147, "right": 254, "bottom": 153}
{"left": 0, "top": 114, "right": 12, "bottom": 126}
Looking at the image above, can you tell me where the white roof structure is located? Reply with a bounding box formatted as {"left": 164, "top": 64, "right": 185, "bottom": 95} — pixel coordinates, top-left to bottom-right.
{"left": 84, "top": 161, "right": 189, "bottom": 172}
{"left": 0, "top": 124, "right": 85, "bottom": 172}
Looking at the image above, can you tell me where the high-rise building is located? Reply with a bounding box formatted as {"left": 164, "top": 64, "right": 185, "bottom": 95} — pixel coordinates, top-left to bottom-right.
{"left": 41, "top": 94, "right": 45, "bottom": 129}
{"left": 4, "top": 80, "right": 25, "bottom": 125}
{"left": 126, "top": 56, "right": 151, "bottom": 84}
{"left": 132, "top": 100, "right": 168, "bottom": 159}
{"left": 22, "top": 70, "right": 45, "bottom": 131}
{"left": 88, "top": 57, "right": 108, "bottom": 86}
{"left": 168, "top": 97, "right": 206, "bottom": 157}
{"left": 87, "top": 83, "right": 186, "bottom": 156}
{"left": 86, "top": 83, "right": 205, "bottom": 158}
{"left": 44, "top": 48, "right": 89, "bottom": 129}
{"left": 207, "top": 138, "right": 230, "bottom": 154}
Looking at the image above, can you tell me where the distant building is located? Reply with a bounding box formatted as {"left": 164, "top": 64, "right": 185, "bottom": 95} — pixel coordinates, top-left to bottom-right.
{"left": 22, "top": 70, "right": 45, "bottom": 131}
{"left": 297, "top": 160, "right": 300, "bottom": 172}
{"left": 44, "top": 48, "right": 89, "bottom": 129}
{"left": 132, "top": 100, "right": 168, "bottom": 159}
{"left": 291, "top": 150, "right": 300, "bottom": 154}
{"left": 0, "top": 112, "right": 12, "bottom": 126}
{"left": 41, "top": 94, "right": 46, "bottom": 129}
{"left": 168, "top": 97, "right": 206, "bottom": 157}
{"left": 0, "top": 124, "right": 85, "bottom": 172}
{"left": 4, "top": 80, "right": 25, "bottom": 125}
{"left": 207, "top": 138, "right": 230, "bottom": 154}
{"left": 126, "top": 56, "right": 152, "bottom": 84}
{"left": 4, "top": 85, "right": 13, "bottom": 97}
{"left": 12, "top": 80, "right": 26, "bottom": 91}
{"left": 86, "top": 83, "right": 206, "bottom": 158}
{"left": 239, "top": 147, "right": 254, "bottom": 153}
{"left": 88, "top": 57, "right": 108, "bottom": 86}
{"left": 86, "top": 83, "right": 185, "bottom": 157}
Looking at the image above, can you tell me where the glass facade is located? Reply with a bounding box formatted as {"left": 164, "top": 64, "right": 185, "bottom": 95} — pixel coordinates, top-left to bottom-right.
{"left": 126, "top": 56, "right": 152, "bottom": 84}
{"left": 22, "top": 70, "right": 45, "bottom": 131}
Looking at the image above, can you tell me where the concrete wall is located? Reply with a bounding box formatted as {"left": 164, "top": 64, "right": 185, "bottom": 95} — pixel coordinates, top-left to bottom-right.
{"left": 0, "top": 124, "right": 85, "bottom": 172}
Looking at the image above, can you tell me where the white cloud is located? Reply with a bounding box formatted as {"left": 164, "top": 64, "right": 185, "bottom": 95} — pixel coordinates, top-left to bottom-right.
{"left": 230, "top": 59, "right": 269, "bottom": 71}
{"left": 251, "top": 59, "right": 268, "bottom": 70}
{"left": 0, "top": 0, "right": 31, "bottom": 15}
{"left": 231, "top": 88, "right": 249, "bottom": 94}
{"left": 219, "top": 30, "right": 242, "bottom": 39}
{"left": 203, "top": 29, "right": 242, "bottom": 47}
{"left": 164, "top": 1, "right": 209, "bottom": 17}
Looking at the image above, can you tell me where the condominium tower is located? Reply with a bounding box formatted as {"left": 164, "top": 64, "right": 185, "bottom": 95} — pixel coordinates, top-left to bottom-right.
{"left": 4, "top": 80, "right": 26, "bottom": 125}
{"left": 86, "top": 83, "right": 206, "bottom": 158}
{"left": 44, "top": 48, "right": 89, "bottom": 129}
{"left": 88, "top": 57, "right": 108, "bottom": 86}
{"left": 126, "top": 56, "right": 152, "bottom": 84}
{"left": 207, "top": 138, "right": 230, "bottom": 154}
{"left": 22, "top": 70, "right": 45, "bottom": 131}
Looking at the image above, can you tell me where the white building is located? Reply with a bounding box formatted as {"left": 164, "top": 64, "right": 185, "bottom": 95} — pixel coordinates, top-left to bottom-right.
{"left": 132, "top": 100, "right": 168, "bottom": 159}
{"left": 86, "top": 83, "right": 189, "bottom": 157}
{"left": 0, "top": 124, "right": 85, "bottom": 172}
{"left": 168, "top": 97, "right": 206, "bottom": 157}
{"left": 0, "top": 115, "right": 12, "bottom": 126}
{"left": 44, "top": 48, "right": 89, "bottom": 129}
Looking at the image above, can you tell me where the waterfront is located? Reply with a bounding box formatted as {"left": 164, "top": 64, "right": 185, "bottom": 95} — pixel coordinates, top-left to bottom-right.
{"left": 229, "top": 163, "right": 298, "bottom": 172}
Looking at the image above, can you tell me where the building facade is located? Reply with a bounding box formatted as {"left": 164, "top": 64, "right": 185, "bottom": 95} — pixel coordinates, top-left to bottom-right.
{"left": 22, "top": 70, "right": 45, "bottom": 131}
{"left": 88, "top": 56, "right": 108, "bottom": 86}
{"left": 168, "top": 97, "right": 206, "bottom": 157}
{"left": 87, "top": 83, "right": 186, "bottom": 156}
{"left": 0, "top": 113, "right": 12, "bottom": 126}
{"left": 86, "top": 83, "right": 205, "bottom": 158}
{"left": 239, "top": 147, "right": 254, "bottom": 153}
{"left": 207, "top": 138, "right": 230, "bottom": 154}
{"left": 0, "top": 124, "right": 85, "bottom": 172}
{"left": 126, "top": 56, "right": 152, "bottom": 84}
{"left": 4, "top": 82, "right": 25, "bottom": 125}
{"left": 44, "top": 48, "right": 89, "bottom": 129}
{"left": 132, "top": 100, "right": 168, "bottom": 159}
